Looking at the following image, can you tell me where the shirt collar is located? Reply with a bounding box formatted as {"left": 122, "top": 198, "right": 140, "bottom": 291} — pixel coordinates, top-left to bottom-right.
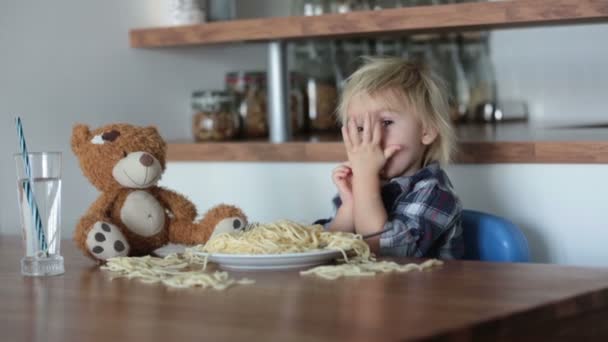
{"left": 385, "top": 161, "right": 448, "bottom": 191}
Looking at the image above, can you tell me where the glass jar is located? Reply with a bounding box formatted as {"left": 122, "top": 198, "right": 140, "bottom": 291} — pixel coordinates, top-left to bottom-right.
{"left": 206, "top": 0, "right": 236, "bottom": 21}
{"left": 294, "top": 42, "right": 339, "bottom": 132}
{"left": 290, "top": 1, "right": 338, "bottom": 133}
{"left": 460, "top": 34, "right": 497, "bottom": 121}
{"left": 226, "top": 71, "right": 307, "bottom": 138}
{"left": 292, "top": 0, "right": 330, "bottom": 16}
{"left": 169, "top": 0, "right": 206, "bottom": 25}
{"left": 192, "top": 90, "right": 240, "bottom": 141}
{"left": 374, "top": 37, "right": 402, "bottom": 56}
{"left": 408, "top": 38, "right": 441, "bottom": 73}
{"left": 329, "top": 0, "right": 372, "bottom": 13}
{"left": 435, "top": 38, "right": 470, "bottom": 123}
{"left": 407, "top": 38, "right": 470, "bottom": 119}
{"left": 226, "top": 71, "right": 268, "bottom": 138}
{"left": 306, "top": 77, "right": 338, "bottom": 132}
{"left": 332, "top": 38, "right": 372, "bottom": 87}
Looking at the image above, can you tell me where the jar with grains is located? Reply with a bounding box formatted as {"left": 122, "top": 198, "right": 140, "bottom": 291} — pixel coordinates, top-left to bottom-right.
{"left": 226, "top": 71, "right": 307, "bottom": 138}
{"left": 226, "top": 71, "right": 268, "bottom": 138}
{"left": 192, "top": 90, "right": 240, "bottom": 141}
{"left": 293, "top": 42, "right": 339, "bottom": 132}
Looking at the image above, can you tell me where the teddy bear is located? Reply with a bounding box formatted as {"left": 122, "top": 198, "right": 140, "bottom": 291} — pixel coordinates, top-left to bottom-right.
{"left": 71, "top": 123, "right": 247, "bottom": 262}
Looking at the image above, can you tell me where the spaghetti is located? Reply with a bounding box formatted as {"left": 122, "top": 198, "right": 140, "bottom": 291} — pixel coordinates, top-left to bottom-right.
{"left": 193, "top": 220, "right": 370, "bottom": 261}
{"left": 102, "top": 220, "right": 444, "bottom": 287}
{"left": 300, "top": 258, "right": 444, "bottom": 280}
{"left": 102, "top": 251, "right": 254, "bottom": 290}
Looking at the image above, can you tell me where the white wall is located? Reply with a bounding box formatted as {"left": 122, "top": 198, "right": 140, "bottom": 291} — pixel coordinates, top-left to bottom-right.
{"left": 1, "top": 1, "right": 607, "bottom": 266}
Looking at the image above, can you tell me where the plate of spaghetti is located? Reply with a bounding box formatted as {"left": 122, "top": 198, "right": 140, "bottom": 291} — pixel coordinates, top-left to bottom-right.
{"left": 110, "top": 221, "right": 444, "bottom": 286}
{"left": 186, "top": 220, "right": 370, "bottom": 271}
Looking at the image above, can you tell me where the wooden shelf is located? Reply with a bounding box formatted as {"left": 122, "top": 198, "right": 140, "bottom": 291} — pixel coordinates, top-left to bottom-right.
{"left": 130, "top": 0, "right": 608, "bottom": 47}
{"left": 168, "top": 124, "right": 608, "bottom": 163}
{"left": 167, "top": 140, "right": 608, "bottom": 163}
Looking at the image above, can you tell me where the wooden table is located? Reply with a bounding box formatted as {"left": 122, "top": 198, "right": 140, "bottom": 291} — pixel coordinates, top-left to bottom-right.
{"left": 1, "top": 236, "right": 607, "bottom": 341}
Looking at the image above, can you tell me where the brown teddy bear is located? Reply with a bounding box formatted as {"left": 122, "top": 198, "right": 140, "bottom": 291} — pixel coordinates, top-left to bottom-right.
{"left": 71, "top": 123, "right": 247, "bottom": 262}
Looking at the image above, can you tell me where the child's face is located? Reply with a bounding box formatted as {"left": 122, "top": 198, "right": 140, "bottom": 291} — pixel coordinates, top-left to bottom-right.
{"left": 345, "top": 90, "right": 436, "bottom": 179}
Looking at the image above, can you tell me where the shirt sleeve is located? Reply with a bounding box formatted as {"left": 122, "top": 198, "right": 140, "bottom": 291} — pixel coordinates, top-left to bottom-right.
{"left": 378, "top": 184, "right": 463, "bottom": 259}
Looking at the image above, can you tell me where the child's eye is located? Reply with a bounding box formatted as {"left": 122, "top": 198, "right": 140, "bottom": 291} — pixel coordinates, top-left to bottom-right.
{"left": 382, "top": 120, "right": 394, "bottom": 127}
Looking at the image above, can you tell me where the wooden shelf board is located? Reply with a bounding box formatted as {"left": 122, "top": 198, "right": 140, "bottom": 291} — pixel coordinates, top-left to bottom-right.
{"left": 167, "top": 140, "right": 608, "bottom": 164}
{"left": 167, "top": 124, "right": 608, "bottom": 163}
{"left": 130, "top": 0, "right": 608, "bottom": 47}
{"left": 458, "top": 141, "right": 608, "bottom": 163}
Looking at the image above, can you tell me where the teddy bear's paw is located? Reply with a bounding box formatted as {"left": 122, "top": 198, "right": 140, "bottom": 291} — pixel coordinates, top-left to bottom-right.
{"left": 210, "top": 217, "right": 247, "bottom": 239}
{"left": 86, "top": 221, "right": 130, "bottom": 260}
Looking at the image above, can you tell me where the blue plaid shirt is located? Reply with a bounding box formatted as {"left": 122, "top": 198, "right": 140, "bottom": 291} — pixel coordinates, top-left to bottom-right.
{"left": 318, "top": 162, "right": 464, "bottom": 259}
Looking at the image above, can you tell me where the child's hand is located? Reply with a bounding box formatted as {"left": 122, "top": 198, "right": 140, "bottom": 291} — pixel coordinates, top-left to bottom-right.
{"left": 332, "top": 162, "right": 353, "bottom": 204}
{"left": 343, "top": 112, "right": 400, "bottom": 177}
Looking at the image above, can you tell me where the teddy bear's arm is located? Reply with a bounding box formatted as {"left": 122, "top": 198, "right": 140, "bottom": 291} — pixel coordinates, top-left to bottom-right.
{"left": 156, "top": 187, "right": 197, "bottom": 221}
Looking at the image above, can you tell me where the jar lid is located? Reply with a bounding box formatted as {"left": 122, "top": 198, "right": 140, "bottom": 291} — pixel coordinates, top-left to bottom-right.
{"left": 226, "top": 71, "right": 303, "bottom": 85}
{"left": 226, "top": 71, "right": 267, "bottom": 85}
{"left": 192, "top": 90, "right": 234, "bottom": 111}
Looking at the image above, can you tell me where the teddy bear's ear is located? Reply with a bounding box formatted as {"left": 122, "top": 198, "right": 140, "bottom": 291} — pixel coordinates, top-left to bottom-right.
{"left": 71, "top": 124, "right": 90, "bottom": 155}
{"left": 144, "top": 126, "right": 160, "bottom": 136}
{"left": 144, "top": 126, "right": 165, "bottom": 144}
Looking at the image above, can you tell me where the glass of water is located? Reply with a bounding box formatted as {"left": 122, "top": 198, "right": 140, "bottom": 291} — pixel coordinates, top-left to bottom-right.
{"left": 14, "top": 152, "right": 64, "bottom": 276}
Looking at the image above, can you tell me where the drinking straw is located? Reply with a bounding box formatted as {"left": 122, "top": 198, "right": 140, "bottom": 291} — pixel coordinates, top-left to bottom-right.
{"left": 15, "top": 117, "right": 48, "bottom": 253}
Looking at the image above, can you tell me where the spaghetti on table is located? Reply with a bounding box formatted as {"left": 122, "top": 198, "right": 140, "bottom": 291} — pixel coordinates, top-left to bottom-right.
{"left": 102, "top": 220, "right": 443, "bottom": 288}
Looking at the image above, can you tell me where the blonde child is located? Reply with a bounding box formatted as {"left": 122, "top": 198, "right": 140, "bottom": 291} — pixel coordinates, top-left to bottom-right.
{"left": 319, "top": 57, "right": 464, "bottom": 259}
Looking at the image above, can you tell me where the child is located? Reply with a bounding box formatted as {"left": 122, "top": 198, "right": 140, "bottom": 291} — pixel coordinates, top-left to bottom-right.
{"left": 319, "top": 57, "right": 464, "bottom": 259}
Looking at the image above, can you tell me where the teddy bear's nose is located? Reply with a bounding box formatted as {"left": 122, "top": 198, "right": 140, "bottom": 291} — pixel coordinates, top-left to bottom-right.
{"left": 139, "top": 153, "right": 154, "bottom": 167}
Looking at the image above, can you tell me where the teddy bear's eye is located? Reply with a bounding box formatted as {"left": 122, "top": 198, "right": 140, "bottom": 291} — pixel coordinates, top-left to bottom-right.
{"left": 102, "top": 130, "right": 120, "bottom": 142}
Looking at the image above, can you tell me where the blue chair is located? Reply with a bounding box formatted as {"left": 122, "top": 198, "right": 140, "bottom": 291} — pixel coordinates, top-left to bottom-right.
{"left": 461, "top": 209, "right": 530, "bottom": 262}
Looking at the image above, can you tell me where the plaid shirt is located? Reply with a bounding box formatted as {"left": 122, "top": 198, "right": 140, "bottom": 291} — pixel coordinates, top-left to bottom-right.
{"left": 318, "top": 162, "right": 464, "bottom": 259}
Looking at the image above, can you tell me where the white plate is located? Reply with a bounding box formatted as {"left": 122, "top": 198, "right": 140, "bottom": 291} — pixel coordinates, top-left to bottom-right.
{"left": 154, "top": 244, "right": 342, "bottom": 271}
{"left": 194, "top": 249, "right": 342, "bottom": 271}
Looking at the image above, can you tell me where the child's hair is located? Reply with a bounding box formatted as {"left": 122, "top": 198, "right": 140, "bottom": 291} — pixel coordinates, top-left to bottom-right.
{"left": 336, "top": 56, "right": 456, "bottom": 166}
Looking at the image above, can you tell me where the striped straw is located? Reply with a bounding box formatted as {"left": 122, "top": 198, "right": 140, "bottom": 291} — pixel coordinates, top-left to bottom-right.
{"left": 15, "top": 117, "right": 48, "bottom": 253}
